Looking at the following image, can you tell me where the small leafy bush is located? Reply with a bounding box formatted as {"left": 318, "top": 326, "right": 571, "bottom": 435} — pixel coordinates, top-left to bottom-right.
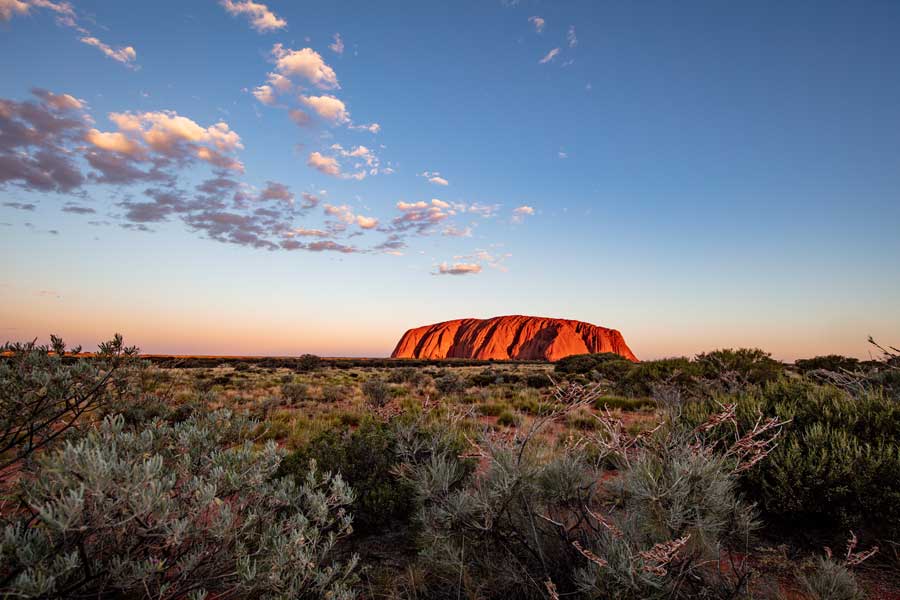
{"left": 281, "top": 379, "right": 309, "bottom": 403}
{"left": 434, "top": 372, "right": 466, "bottom": 395}
{"left": 362, "top": 377, "right": 390, "bottom": 408}
{"left": 496, "top": 409, "right": 521, "bottom": 428}
{"left": 279, "top": 418, "right": 415, "bottom": 533}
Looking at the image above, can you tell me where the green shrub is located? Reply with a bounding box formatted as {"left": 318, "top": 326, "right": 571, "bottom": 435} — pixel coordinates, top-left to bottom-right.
{"left": 525, "top": 373, "right": 552, "bottom": 388}
{"left": 281, "top": 379, "right": 309, "bottom": 403}
{"left": 795, "top": 355, "right": 861, "bottom": 374}
{"left": 496, "top": 409, "right": 521, "bottom": 428}
{"left": 694, "top": 347, "right": 784, "bottom": 386}
{"left": 278, "top": 418, "right": 415, "bottom": 533}
{"left": 617, "top": 357, "right": 699, "bottom": 397}
{"left": 321, "top": 385, "right": 348, "bottom": 403}
{"left": 554, "top": 352, "right": 625, "bottom": 376}
{"left": 362, "top": 377, "right": 390, "bottom": 408}
{"left": 434, "top": 372, "right": 466, "bottom": 395}
{"left": 295, "top": 353, "right": 322, "bottom": 372}
{"left": 478, "top": 402, "right": 508, "bottom": 417}
{"left": 593, "top": 395, "right": 655, "bottom": 411}
{"left": 683, "top": 378, "right": 900, "bottom": 540}
{"left": 0, "top": 410, "right": 357, "bottom": 599}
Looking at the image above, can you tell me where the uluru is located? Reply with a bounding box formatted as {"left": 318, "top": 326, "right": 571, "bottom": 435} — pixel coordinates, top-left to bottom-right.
{"left": 391, "top": 315, "right": 638, "bottom": 362}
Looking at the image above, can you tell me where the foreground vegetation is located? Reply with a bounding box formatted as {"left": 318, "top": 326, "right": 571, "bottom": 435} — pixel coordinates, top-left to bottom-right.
{"left": 1, "top": 337, "right": 898, "bottom": 598}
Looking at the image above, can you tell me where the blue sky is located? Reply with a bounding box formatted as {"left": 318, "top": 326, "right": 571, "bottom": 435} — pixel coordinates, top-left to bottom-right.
{"left": 1, "top": 0, "right": 899, "bottom": 359}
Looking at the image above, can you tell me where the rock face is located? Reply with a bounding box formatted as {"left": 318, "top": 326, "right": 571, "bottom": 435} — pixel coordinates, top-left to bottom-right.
{"left": 391, "top": 315, "right": 638, "bottom": 362}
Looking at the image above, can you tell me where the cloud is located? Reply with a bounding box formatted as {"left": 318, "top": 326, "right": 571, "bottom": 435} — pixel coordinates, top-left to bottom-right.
{"left": 61, "top": 203, "right": 95, "bottom": 214}
{"left": 323, "top": 203, "right": 355, "bottom": 224}
{"left": 2, "top": 201, "right": 36, "bottom": 211}
{"left": 288, "top": 109, "right": 311, "bottom": 126}
{"left": 512, "top": 205, "right": 534, "bottom": 223}
{"left": 348, "top": 122, "right": 381, "bottom": 134}
{"left": 558, "top": 150, "right": 568, "bottom": 159}
{"left": 442, "top": 225, "right": 473, "bottom": 237}
{"left": 329, "top": 33, "right": 344, "bottom": 55}
{"left": 252, "top": 84, "right": 276, "bottom": 105}
{"left": 300, "top": 192, "right": 320, "bottom": 209}
{"left": 391, "top": 199, "right": 455, "bottom": 234}
{"left": 0, "top": 0, "right": 29, "bottom": 21}
{"left": 539, "top": 48, "right": 560, "bottom": 64}
{"left": 300, "top": 94, "right": 349, "bottom": 124}
{"left": 356, "top": 214, "right": 378, "bottom": 229}
{"left": 528, "top": 16, "right": 545, "bottom": 33}
{"left": 307, "top": 151, "right": 341, "bottom": 177}
{"left": 436, "top": 262, "right": 482, "bottom": 276}
{"left": 107, "top": 110, "right": 244, "bottom": 171}
{"left": 567, "top": 25, "right": 578, "bottom": 48}
{"left": 258, "top": 180, "right": 293, "bottom": 203}
{"left": 220, "top": 0, "right": 285, "bottom": 32}
{"left": 419, "top": 170, "right": 448, "bottom": 185}
{"left": 32, "top": 89, "right": 83, "bottom": 111}
{"left": 79, "top": 37, "right": 137, "bottom": 66}
{"left": 3, "top": 1, "right": 138, "bottom": 68}
{"left": 271, "top": 44, "right": 339, "bottom": 90}
{"left": 85, "top": 128, "right": 144, "bottom": 156}
{"left": 286, "top": 227, "right": 330, "bottom": 238}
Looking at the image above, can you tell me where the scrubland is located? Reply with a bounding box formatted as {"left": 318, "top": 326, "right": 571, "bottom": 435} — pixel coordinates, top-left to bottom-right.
{"left": 1, "top": 338, "right": 899, "bottom": 599}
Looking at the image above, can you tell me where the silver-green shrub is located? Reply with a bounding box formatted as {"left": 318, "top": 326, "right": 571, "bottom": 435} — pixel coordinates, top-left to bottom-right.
{"left": 1, "top": 410, "right": 357, "bottom": 599}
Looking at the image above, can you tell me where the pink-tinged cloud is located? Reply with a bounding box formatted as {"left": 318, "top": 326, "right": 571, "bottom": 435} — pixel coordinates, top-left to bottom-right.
{"left": 329, "top": 32, "right": 344, "bottom": 55}
{"left": 85, "top": 128, "right": 143, "bottom": 156}
{"left": 271, "top": 44, "right": 339, "bottom": 89}
{"left": 539, "top": 47, "right": 560, "bottom": 64}
{"left": 300, "top": 94, "right": 349, "bottom": 123}
{"left": 512, "top": 205, "right": 535, "bottom": 223}
{"left": 437, "top": 262, "right": 482, "bottom": 275}
{"left": 220, "top": 0, "right": 285, "bottom": 32}
{"left": 308, "top": 151, "right": 341, "bottom": 177}
{"left": 80, "top": 36, "right": 137, "bottom": 65}
{"left": 528, "top": 16, "right": 545, "bottom": 33}
{"left": 429, "top": 175, "right": 448, "bottom": 186}
{"left": 288, "top": 109, "right": 311, "bottom": 126}
{"left": 253, "top": 84, "right": 276, "bottom": 105}
{"left": 349, "top": 122, "right": 381, "bottom": 134}
{"left": 323, "top": 203, "right": 355, "bottom": 223}
{"left": 356, "top": 215, "right": 378, "bottom": 229}
{"left": 0, "top": 0, "right": 29, "bottom": 21}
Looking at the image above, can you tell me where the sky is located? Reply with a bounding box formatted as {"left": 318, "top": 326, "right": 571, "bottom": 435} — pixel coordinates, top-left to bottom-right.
{"left": 1, "top": 0, "right": 899, "bottom": 361}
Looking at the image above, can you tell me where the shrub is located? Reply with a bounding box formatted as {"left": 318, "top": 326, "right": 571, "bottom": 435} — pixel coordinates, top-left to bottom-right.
{"left": 683, "top": 378, "right": 900, "bottom": 540}
{"left": 321, "top": 385, "right": 348, "bottom": 403}
{"left": 362, "top": 377, "right": 390, "bottom": 408}
{"left": 279, "top": 418, "right": 414, "bottom": 533}
{"left": 0, "top": 410, "right": 357, "bottom": 599}
{"left": 0, "top": 334, "right": 139, "bottom": 483}
{"left": 399, "top": 386, "right": 762, "bottom": 599}
{"left": 496, "top": 409, "right": 521, "bottom": 428}
{"left": 525, "top": 373, "right": 553, "bottom": 388}
{"left": 281, "top": 379, "right": 309, "bottom": 403}
{"left": 694, "top": 347, "right": 784, "bottom": 386}
{"left": 798, "top": 557, "right": 864, "bottom": 600}
{"left": 616, "top": 357, "right": 699, "bottom": 397}
{"left": 434, "top": 372, "right": 466, "bottom": 395}
{"left": 795, "top": 355, "right": 861, "bottom": 374}
{"left": 296, "top": 353, "right": 322, "bottom": 372}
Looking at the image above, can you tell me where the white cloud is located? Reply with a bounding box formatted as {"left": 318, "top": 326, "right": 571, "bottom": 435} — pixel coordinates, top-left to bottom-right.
{"left": 220, "top": 0, "right": 286, "bottom": 32}
{"left": 329, "top": 32, "right": 344, "bottom": 55}
{"left": 539, "top": 48, "right": 560, "bottom": 64}
{"left": 567, "top": 25, "right": 578, "bottom": 48}
{"left": 271, "top": 44, "right": 339, "bottom": 89}
{"left": 558, "top": 150, "right": 568, "bottom": 159}
{"left": 528, "top": 16, "right": 545, "bottom": 33}
{"left": 300, "top": 94, "right": 349, "bottom": 123}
